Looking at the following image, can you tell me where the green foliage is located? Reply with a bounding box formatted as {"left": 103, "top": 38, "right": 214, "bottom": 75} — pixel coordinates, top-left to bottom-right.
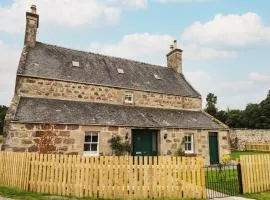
{"left": 174, "top": 137, "right": 186, "bottom": 156}
{"left": 205, "top": 93, "right": 218, "bottom": 116}
{"left": 226, "top": 109, "right": 243, "bottom": 128}
{"left": 108, "top": 136, "right": 131, "bottom": 156}
{"left": 0, "top": 185, "right": 200, "bottom": 199}
{"left": 231, "top": 151, "right": 270, "bottom": 160}
{"left": 174, "top": 147, "right": 185, "bottom": 156}
{"left": 205, "top": 90, "right": 270, "bottom": 129}
{"left": 0, "top": 105, "right": 8, "bottom": 135}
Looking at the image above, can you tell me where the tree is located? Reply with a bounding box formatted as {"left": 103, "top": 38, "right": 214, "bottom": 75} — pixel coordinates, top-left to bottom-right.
{"left": 0, "top": 105, "right": 8, "bottom": 135}
{"left": 225, "top": 109, "right": 243, "bottom": 128}
{"left": 216, "top": 110, "right": 228, "bottom": 123}
{"left": 204, "top": 90, "right": 270, "bottom": 129}
{"left": 258, "top": 90, "right": 270, "bottom": 128}
{"left": 205, "top": 93, "right": 218, "bottom": 117}
{"left": 241, "top": 103, "right": 260, "bottom": 128}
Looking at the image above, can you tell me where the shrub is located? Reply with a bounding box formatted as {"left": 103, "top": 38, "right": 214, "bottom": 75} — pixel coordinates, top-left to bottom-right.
{"left": 108, "top": 136, "right": 131, "bottom": 156}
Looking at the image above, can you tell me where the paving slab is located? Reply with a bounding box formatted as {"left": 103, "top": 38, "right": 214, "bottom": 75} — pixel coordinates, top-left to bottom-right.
{"left": 212, "top": 196, "right": 255, "bottom": 200}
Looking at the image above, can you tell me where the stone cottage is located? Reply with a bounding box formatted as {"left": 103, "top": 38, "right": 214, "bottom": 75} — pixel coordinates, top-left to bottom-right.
{"left": 3, "top": 5, "right": 230, "bottom": 164}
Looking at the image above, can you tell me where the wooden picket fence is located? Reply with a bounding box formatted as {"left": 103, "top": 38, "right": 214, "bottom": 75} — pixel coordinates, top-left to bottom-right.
{"left": 0, "top": 152, "right": 206, "bottom": 199}
{"left": 240, "top": 154, "right": 270, "bottom": 193}
{"left": 246, "top": 143, "right": 270, "bottom": 152}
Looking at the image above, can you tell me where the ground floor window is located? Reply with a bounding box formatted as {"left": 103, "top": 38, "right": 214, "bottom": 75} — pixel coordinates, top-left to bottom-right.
{"left": 184, "top": 134, "right": 194, "bottom": 154}
{"left": 84, "top": 132, "right": 99, "bottom": 156}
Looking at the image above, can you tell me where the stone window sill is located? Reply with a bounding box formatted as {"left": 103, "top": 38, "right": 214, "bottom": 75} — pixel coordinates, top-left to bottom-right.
{"left": 184, "top": 153, "right": 197, "bottom": 157}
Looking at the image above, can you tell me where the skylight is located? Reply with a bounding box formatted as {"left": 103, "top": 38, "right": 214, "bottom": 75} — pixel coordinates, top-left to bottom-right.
{"left": 72, "top": 61, "right": 80, "bottom": 67}
{"left": 154, "top": 74, "right": 161, "bottom": 80}
{"left": 117, "top": 68, "right": 124, "bottom": 74}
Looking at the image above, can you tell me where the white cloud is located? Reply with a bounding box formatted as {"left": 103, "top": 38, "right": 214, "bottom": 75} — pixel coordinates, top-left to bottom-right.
{"left": 181, "top": 12, "right": 270, "bottom": 48}
{"left": 185, "top": 70, "right": 270, "bottom": 110}
{"left": 158, "top": 0, "right": 213, "bottom": 3}
{"left": 89, "top": 33, "right": 237, "bottom": 63}
{"left": 89, "top": 33, "right": 174, "bottom": 65}
{"left": 0, "top": 0, "right": 147, "bottom": 34}
{"left": 0, "top": 41, "right": 20, "bottom": 105}
{"left": 249, "top": 72, "right": 270, "bottom": 82}
{"left": 108, "top": 0, "right": 148, "bottom": 8}
{"left": 184, "top": 43, "right": 237, "bottom": 60}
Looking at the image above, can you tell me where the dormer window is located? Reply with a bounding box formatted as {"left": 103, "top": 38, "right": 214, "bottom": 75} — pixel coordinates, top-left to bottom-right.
{"left": 124, "top": 92, "right": 134, "bottom": 104}
{"left": 154, "top": 74, "right": 161, "bottom": 80}
{"left": 72, "top": 61, "right": 80, "bottom": 67}
{"left": 117, "top": 68, "right": 124, "bottom": 74}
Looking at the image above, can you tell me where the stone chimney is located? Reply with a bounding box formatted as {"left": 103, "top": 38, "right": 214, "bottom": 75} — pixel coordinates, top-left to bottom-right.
{"left": 24, "top": 5, "right": 39, "bottom": 48}
{"left": 166, "top": 40, "right": 183, "bottom": 73}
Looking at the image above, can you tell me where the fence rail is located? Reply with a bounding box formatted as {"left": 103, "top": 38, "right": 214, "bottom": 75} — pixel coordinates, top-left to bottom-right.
{"left": 0, "top": 152, "right": 206, "bottom": 199}
{"left": 246, "top": 143, "right": 270, "bottom": 152}
{"left": 240, "top": 154, "right": 270, "bottom": 193}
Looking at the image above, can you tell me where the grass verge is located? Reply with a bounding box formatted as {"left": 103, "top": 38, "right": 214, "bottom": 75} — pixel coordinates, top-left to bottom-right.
{"left": 231, "top": 151, "right": 270, "bottom": 160}
{"left": 0, "top": 185, "right": 201, "bottom": 200}
{"left": 241, "top": 192, "right": 270, "bottom": 200}
{"left": 205, "top": 168, "right": 239, "bottom": 195}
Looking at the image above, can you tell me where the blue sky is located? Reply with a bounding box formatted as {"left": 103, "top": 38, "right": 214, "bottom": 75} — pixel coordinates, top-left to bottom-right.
{"left": 0, "top": 0, "right": 269, "bottom": 109}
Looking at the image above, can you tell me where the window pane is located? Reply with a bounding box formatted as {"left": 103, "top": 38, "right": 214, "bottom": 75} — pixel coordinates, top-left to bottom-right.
{"left": 185, "top": 143, "right": 188, "bottom": 151}
{"left": 84, "top": 144, "right": 90, "bottom": 151}
{"left": 91, "top": 144, "right": 98, "bottom": 151}
{"left": 85, "top": 135, "right": 91, "bottom": 142}
{"left": 187, "top": 136, "right": 191, "bottom": 142}
{"left": 188, "top": 143, "right": 191, "bottom": 150}
{"left": 92, "top": 135, "right": 98, "bottom": 142}
{"left": 184, "top": 136, "right": 188, "bottom": 142}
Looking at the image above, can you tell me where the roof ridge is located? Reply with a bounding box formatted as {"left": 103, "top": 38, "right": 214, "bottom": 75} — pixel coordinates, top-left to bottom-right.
{"left": 36, "top": 41, "right": 167, "bottom": 69}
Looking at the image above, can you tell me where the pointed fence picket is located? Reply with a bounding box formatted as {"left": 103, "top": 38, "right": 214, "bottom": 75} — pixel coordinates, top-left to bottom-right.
{"left": 240, "top": 154, "right": 270, "bottom": 194}
{"left": 0, "top": 152, "right": 206, "bottom": 199}
{"left": 245, "top": 143, "right": 270, "bottom": 152}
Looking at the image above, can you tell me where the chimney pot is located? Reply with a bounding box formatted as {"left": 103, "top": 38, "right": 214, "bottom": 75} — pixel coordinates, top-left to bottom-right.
{"left": 173, "top": 40, "right": 177, "bottom": 49}
{"left": 31, "top": 4, "right": 37, "bottom": 14}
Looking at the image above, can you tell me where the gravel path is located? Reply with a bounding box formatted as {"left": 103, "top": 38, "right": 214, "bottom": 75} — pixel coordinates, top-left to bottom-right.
{"left": 212, "top": 197, "right": 255, "bottom": 200}
{"left": 0, "top": 197, "right": 13, "bottom": 200}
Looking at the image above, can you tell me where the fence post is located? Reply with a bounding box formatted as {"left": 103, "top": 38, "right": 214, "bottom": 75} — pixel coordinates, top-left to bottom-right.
{"left": 237, "top": 163, "right": 243, "bottom": 194}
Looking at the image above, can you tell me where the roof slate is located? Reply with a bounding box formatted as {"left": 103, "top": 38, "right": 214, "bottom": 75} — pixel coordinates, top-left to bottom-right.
{"left": 17, "top": 42, "right": 200, "bottom": 98}
{"left": 15, "top": 97, "right": 224, "bottom": 129}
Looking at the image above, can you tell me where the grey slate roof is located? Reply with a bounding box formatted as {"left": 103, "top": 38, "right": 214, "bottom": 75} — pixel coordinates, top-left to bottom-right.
{"left": 17, "top": 42, "right": 200, "bottom": 98}
{"left": 14, "top": 97, "right": 224, "bottom": 129}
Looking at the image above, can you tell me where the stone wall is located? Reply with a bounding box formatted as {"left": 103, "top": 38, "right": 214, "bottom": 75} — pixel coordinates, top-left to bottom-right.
{"left": 159, "top": 128, "right": 230, "bottom": 164}
{"left": 230, "top": 129, "right": 270, "bottom": 151}
{"left": 3, "top": 123, "right": 131, "bottom": 155}
{"left": 3, "top": 122, "right": 230, "bottom": 164}
{"left": 16, "top": 76, "right": 201, "bottom": 110}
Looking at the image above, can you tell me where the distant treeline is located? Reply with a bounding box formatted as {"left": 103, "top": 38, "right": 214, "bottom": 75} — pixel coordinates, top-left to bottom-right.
{"left": 205, "top": 90, "right": 270, "bottom": 129}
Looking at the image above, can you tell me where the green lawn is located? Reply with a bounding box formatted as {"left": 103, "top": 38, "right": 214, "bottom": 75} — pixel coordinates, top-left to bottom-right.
{"left": 0, "top": 185, "right": 77, "bottom": 200}
{"left": 241, "top": 192, "right": 270, "bottom": 200}
{"left": 231, "top": 151, "right": 270, "bottom": 160}
{"left": 0, "top": 185, "right": 200, "bottom": 200}
{"left": 205, "top": 167, "right": 240, "bottom": 195}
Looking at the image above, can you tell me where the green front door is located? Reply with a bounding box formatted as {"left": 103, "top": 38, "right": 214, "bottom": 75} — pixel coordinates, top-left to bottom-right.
{"left": 132, "top": 130, "right": 157, "bottom": 156}
{"left": 209, "top": 132, "right": 219, "bottom": 164}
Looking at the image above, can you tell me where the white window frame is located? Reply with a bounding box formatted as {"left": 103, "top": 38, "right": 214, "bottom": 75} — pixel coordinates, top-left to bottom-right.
{"left": 83, "top": 132, "right": 99, "bottom": 156}
{"left": 124, "top": 92, "right": 134, "bottom": 104}
{"left": 184, "top": 134, "right": 194, "bottom": 154}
